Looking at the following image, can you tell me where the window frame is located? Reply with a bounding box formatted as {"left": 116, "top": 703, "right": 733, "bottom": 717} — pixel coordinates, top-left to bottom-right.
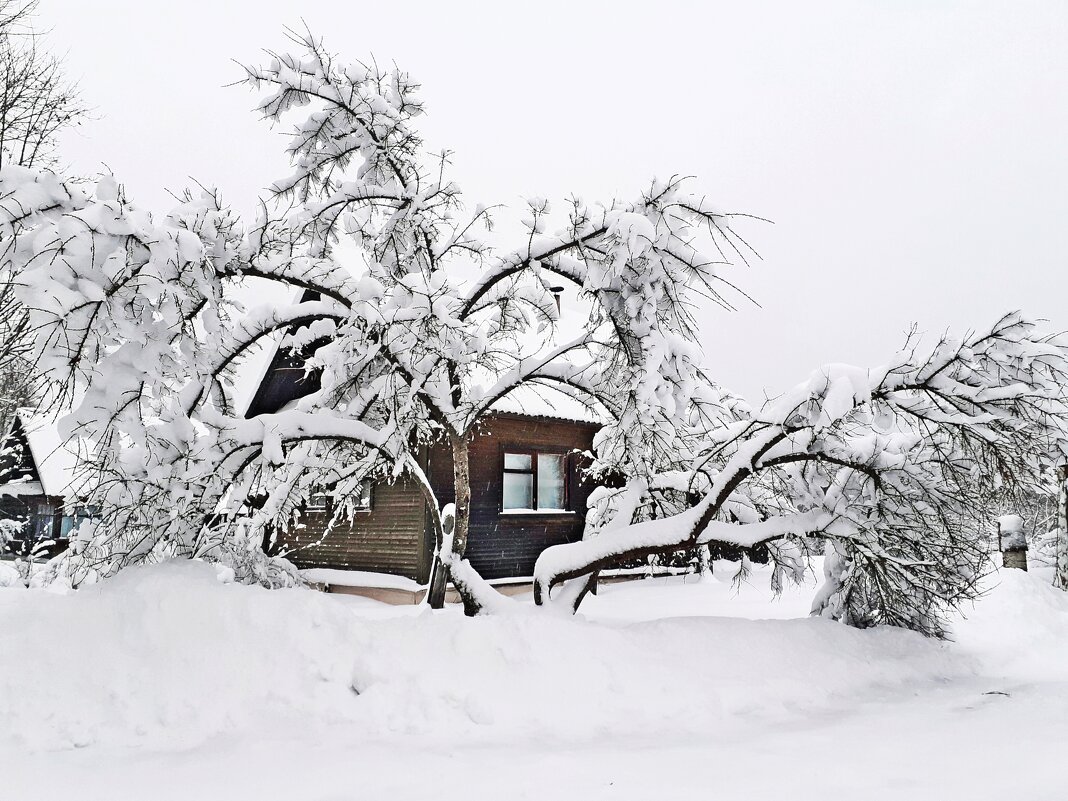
{"left": 306, "top": 480, "right": 374, "bottom": 514}
{"left": 499, "top": 446, "right": 571, "bottom": 514}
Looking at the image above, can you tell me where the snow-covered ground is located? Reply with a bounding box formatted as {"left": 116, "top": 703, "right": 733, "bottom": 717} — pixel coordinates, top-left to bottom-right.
{"left": 2, "top": 559, "right": 1067, "bottom": 800}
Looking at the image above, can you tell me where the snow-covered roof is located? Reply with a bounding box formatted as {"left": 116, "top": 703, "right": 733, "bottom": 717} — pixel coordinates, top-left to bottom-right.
{"left": 5, "top": 410, "right": 85, "bottom": 500}
{"left": 488, "top": 383, "right": 609, "bottom": 426}
{"left": 0, "top": 479, "right": 44, "bottom": 498}
{"left": 242, "top": 299, "right": 610, "bottom": 426}
{"left": 233, "top": 283, "right": 305, "bottom": 417}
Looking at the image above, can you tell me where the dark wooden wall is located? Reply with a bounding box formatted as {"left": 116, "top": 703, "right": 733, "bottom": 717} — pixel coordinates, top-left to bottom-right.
{"left": 275, "top": 476, "right": 430, "bottom": 582}
{"left": 0, "top": 493, "right": 64, "bottom": 542}
{"left": 428, "top": 414, "right": 600, "bottom": 580}
{"left": 269, "top": 413, "right": 600, "bottom": 582}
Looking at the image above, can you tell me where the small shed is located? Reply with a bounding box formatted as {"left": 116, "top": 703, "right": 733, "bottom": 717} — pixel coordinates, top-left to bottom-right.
{"left": 0, "top": 411, "right": 88, "bottom": 554}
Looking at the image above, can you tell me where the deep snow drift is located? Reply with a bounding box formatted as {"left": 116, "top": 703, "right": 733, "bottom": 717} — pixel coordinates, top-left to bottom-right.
{"left": 2, "top": 559, "right": 1067, "bottom": 800}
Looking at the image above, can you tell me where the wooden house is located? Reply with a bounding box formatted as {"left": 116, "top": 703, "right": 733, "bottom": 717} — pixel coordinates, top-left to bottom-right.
{"left": 0, "top": 411, "right": 90, "bottom": 555}
{"left": 246, "top": 343, "right": 605, "bottom": 583}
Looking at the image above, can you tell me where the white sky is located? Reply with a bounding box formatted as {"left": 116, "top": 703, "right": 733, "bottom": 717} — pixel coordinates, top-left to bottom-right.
{"left": 38, "top": 0, "right": 1068, "bottom": 403}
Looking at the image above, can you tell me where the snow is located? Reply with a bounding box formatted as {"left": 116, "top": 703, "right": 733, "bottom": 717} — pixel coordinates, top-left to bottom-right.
{"left": 998, "top": 514, "right": 1024, "bottom": 534}
{"left": 3, "top": 557, "right": 1068, "bottom": 799}
{"left": 12, "top": 409, "right": 83, "bottom": 499}
{"left": 300, "top": 567, "right": 423, "bottom": 591}
{"left": 998, "top": 513, "right": 1027, "bottom": 550}
{"left": 489, "top": 382, "right": 610, "bottom": 424}
{"left": 0, "top": 479, "right": 44, "bottom": 497}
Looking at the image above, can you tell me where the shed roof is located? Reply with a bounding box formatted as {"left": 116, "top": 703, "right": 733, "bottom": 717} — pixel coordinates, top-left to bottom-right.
{"left": 1, "top": 410, "right": 85, "bottom": 500}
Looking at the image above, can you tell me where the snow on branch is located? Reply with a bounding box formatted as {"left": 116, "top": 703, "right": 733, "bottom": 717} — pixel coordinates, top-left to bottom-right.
{"left": 535, "top": 314, "right": 1068, "bottom": 636}
{"left": 4, "top": 26, "right": 1046, "bottom": 638}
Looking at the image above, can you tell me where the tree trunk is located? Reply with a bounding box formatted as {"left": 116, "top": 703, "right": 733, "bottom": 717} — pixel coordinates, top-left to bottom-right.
{"left": 697, "top": 543, "right": 712, "bottom": 581}
{"left": 1056, "top": 464, "right": 1068, "bottom": 590}
{"left": 425, "top": 543, "right": 449, "bottom": 610}
{"left": 425, "top": 432, "right": 472, "bottom": 609}
{"left": 450, "top": 433, "right": 471, "bottom": 559}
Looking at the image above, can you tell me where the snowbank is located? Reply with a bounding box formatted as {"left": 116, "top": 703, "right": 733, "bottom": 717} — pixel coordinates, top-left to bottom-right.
{"left": 7, "top": 559, "right": 1068, "bottom": 801}
{"left": 951, "top": 566, "right": 1068, "bottom": 682}
{"left": 1, "top": 558, "right": 973, "bottom": 754}
{"left": 0, "top": 560, "right": 20, "bottom": 588}
{"left": 348, "top": 604, "right": 971, "bottom": 742}
{"left": 0, "top": 561, "right": 366, "bottom": 751}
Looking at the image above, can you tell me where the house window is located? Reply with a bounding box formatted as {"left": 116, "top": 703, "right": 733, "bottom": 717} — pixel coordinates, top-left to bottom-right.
{"left": 59, "top": 505, "right": 99, "bottom": 538}
{"left": 32, "top": 501, "right": 56, "bottom": 540}
{"left": 307, "top": 481, "right": 372, "bottom": 512}
{"left": 353, "top": 480, "right": 372, "bottom": 511}
{"left": 502, "top": 450, "right": 567, "bottom": 511}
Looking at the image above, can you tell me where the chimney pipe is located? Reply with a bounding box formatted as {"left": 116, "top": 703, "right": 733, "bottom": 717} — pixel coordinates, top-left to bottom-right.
{"left": 549, "top": 285, "right": 565, "bottom": 315}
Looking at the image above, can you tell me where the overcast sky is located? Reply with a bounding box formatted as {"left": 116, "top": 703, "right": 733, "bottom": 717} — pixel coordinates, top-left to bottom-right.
{"left": 37, "top": 0, "right": 1068, "bottom": 403}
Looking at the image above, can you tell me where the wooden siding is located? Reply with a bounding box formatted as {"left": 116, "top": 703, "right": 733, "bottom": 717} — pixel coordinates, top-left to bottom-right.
{"left": 428, "top": 414, "right": 600, "bottom": 580}
{"left": 274, "top": 476, "right": 430, "bottom": 582}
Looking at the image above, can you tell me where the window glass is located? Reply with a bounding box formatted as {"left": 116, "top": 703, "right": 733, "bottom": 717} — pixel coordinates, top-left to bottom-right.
{"left": 503, "top": 472, "right": 534, "bottom": 509}
{"left": 307, "top": 493, "right": 330, "bottom": 511}
{"left": 58, "top": 505, "right": 99, "bottom": 538}
{"left": 537, "top": 453, "right": 566, "bottom": 509}
{"left": 354, "top": 480, "right": 372, "bottom": 510}
{"left": 504, "top": 453, "right": 532, "bottom": 470}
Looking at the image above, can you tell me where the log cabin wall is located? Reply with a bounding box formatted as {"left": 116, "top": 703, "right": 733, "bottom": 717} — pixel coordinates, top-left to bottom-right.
{"left": 428, "top": 413, "right": 600, "bottom": 580}
{"left": 274, "top": 475, "right": 430, "bottom": 582}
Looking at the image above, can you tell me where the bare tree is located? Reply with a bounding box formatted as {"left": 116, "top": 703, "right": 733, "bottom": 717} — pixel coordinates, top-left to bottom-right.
{"left": 0, "top": 0, "right": 85, "bottom": 171}
{"left": 0, "top": 0, "right": 85, "bottom": 436}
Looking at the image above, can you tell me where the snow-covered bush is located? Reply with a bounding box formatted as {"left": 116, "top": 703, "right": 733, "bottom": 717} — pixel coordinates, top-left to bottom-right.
{"left": 1030, "top": 528, "right": 1059, "bottom": 569}
{"left": 0, "top": 516, "right": 21, "bottom": 553}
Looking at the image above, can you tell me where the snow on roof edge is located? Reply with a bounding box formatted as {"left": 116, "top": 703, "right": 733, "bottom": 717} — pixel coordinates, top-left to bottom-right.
{"left": 487, "top": 383, "right": 609, "bottom": 426}
{"left": 14, "top": 408, "right": 85, "bottom": 500}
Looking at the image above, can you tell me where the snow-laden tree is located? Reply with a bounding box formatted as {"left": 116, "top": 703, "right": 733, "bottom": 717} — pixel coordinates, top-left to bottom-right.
{"left": 0, "top": 30, "right": 1064, "bottom": 634}
{"left": 536, "top": 315, "right": 1068, "bottom": 635}
{"left": 0, "top": 30, "right": 753, "bottom": 602}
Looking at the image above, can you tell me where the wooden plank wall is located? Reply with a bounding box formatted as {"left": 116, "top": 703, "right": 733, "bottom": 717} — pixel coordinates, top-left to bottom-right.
{"left": 276, "top": 476, "right": 430, "bottom": 582}
{"left": 429, "top": 414, "right": 600, "bottom": 580}
{"left": 274, "top": 413, "right": 600, "bottom": 583}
